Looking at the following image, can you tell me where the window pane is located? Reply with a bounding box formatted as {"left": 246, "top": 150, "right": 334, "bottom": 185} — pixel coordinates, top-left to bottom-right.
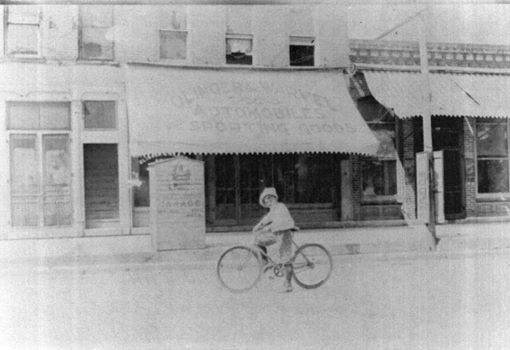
{"left": 478, "top": 159, "right": 509, "bottom": 193}
{"left": 289, "top": 45, "right": 314, "bottom": 66}
{"left": 43, "top": 135, "right": 72, "bottom": 226}
{"left": 7, "top": 24, "right": 38, "bottom": 55}
{"left": 80, "top": 27, "right": 113, "bottom": 60}
{"left": 40, "top": 103, "right": 71, "bottom": 130}
{"left": 362, "top": 159, "right": 397, "bottom": 197}
{"left": 10, "top": 134, "right": 39, "bottom": 226}
{"left": 370, "top": 124, "right": 397, "bottom": 159}
{"left": 10, "top": 134, "right": 39, "bottom": 194}
{"left": 7, "top": 103, "right": 39, "bottom": 129}
{"left": 226, "top": 38, "right": 252, "bottom": 65}
{"left": 477, "top": 121, "right": 508, "bottom": 157}
{"left": 84, "top": 101, "right": 116, "bottom": 129}
{"left": 159, "top": 31, "right": 187, "bottom": 60}
{"left": 133, "top": 160, "right": 150, "bottom": 207}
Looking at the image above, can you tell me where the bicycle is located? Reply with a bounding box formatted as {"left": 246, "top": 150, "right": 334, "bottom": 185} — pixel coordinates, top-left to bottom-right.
{"left": 216, "top": 228, "right": 333, "bottom": 293}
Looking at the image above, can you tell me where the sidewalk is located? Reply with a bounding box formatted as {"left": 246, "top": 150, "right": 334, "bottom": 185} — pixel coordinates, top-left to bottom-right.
{"left": 2, "top": 221, "right": 510, "bottom": 272}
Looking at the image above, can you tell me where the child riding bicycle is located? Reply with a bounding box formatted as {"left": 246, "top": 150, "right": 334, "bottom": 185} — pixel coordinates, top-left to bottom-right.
{"left": 253, "top": 187, "right": 295, "bottom": 293}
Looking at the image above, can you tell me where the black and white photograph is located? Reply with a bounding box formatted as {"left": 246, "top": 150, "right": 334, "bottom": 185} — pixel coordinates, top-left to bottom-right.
{"left": 1, "top": 0, "right": 510, "bottom": 349}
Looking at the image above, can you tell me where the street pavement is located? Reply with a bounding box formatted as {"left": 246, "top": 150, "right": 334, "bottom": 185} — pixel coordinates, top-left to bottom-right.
{"left": 2, "top": 240, "right": 510, "bottom": 350}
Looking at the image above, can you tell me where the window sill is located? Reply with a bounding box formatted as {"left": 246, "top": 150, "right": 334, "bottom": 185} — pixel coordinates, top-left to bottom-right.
{"left": 361, "top": 196, "right": 399, "bottom": 205}
{"left": 2, "top": 56, "right": 46, "bottom": 64}
{"left": 476, "top": 194, "right": 510, "bottom": 202}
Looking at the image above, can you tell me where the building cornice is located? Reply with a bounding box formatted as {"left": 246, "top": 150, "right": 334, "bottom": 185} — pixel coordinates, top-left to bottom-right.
{"left": 349, "top": 39, "right": 510, "bottom": 69}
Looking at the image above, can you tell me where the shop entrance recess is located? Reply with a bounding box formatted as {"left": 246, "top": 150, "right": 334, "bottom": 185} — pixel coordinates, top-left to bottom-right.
{"left": 432, "top": 117, "right": 465, "bottom": 220}
{"left": 207, "top": 154, "right": 343, "bottom": 228}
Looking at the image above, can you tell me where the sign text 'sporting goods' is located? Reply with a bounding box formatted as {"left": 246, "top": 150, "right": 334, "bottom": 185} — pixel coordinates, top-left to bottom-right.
{"left": 149, "top": 157, "right": 205, "bottom": 250}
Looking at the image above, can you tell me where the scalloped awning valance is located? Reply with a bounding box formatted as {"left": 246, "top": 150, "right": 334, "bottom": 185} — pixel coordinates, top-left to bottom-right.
{"left": 125, "top": 64, "right": 379, "bottom": 156}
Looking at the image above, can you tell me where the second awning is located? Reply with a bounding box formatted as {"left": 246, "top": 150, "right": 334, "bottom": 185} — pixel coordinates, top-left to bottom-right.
{"left": 363, "top": 71, "right": 510, "bottom": 119}
{"left": 126, "top": 64, "right": 379, "bottom": 156}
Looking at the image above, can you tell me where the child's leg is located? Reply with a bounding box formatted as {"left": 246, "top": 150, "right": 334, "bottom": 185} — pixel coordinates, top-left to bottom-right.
{"left": 278, "top": 230, "right": 293, "bottom": 289}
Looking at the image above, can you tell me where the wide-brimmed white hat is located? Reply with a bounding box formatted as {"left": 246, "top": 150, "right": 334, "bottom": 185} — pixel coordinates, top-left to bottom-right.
{"left": 259, "top": 187, "right": 278, "bottom": 208}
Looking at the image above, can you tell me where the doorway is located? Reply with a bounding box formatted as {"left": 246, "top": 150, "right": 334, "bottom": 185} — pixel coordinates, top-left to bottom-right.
{"left": 432, "top": 117, "right": 465, "bottom": 220}
{"left": 84, "top": 144, "right": 119, "bottom": 228}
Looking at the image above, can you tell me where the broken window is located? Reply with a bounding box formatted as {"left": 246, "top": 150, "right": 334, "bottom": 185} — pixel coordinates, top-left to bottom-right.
{"left": 289, "top": 36, "right": 315, "bottom": 67}
{"left": 79, "top": 5, "right": 114, "bottom": 60}
{"left": 226, "top": 34, "right": 253, "bottom": 65}
{"left": 477, "top": 118, "right": 509, "bottom": 193}
{"left": 5, "top": 6, "right": 41, "bottom": 56}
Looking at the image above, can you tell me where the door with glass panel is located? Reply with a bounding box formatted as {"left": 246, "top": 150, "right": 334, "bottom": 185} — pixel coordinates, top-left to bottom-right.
{"left": 7, "top": 102, "right": 72, "bottom": 232}
{"left": 432, "top": 117, "right": 464, "bottom": 219}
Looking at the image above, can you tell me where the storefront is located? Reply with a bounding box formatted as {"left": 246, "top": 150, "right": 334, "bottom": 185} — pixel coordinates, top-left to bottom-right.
{"left": 126, "top": 64, "right": 380, "bottom": 230}
{"left": 362, "top": 70, "right": 510, "bottom": 221}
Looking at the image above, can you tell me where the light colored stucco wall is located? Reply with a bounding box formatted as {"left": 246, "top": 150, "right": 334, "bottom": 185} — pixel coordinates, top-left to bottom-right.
{"left": 1, "top": 5, "right": 350, "bottom": 67}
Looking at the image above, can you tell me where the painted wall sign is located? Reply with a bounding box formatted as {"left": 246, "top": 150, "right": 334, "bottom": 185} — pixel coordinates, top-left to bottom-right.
{"left": 149, "top": 157, "right": 205, "bottom": 250}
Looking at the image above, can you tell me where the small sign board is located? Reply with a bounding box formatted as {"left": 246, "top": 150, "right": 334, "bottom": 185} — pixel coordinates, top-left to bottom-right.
{"left": 149, "top": 156, "right": 205, "bottom": 250}
{"left": 416, "top": 152, "right": 430, "bottom": 223}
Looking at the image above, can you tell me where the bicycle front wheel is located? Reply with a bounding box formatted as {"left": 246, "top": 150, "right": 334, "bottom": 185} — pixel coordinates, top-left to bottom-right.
{"left": 292, "top": 243, "right": 332, "bottom": 289}
{"left": 217, "top": 246, "right": 262, "bottom": 293}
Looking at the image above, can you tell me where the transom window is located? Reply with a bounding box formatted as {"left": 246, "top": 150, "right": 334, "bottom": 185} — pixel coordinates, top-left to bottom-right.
{"left": 79, "top": 5, "right": 114, "bottom": 60}
{"left": 83, "top": 101, "right": 117, "bottom": 129}
{"left": 5, "top": 6, "right": 41, "bottom": 57}
{"left": 7, "top": 102, "right": 72, "bottom": 227}
{"left": 476, "top": 118, "right": 509, "bottom": 194}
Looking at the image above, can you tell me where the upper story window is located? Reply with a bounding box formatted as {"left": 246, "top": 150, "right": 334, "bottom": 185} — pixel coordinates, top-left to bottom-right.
{"left": 476, "top": 118, "right": 509, "bottom": 194}
{"left": 226, "top": 34, "right": 253, "bottom": 65}
{"left": 226, "top": 6, "right": 252, "bottom": 66}
{"left": 159, "top": 7, "right": 187, "bottom": 60}
{"left": 83, "top": 101, "right": 117, "bottom": 129}
{"left": 289, "top": 36, "right": 315, "bottom": 67}
{"left": 5, "top": 6, "right": 41, "bottom": 57}
{"left": 79, "top": 6, "right": 114, "bottom": 60}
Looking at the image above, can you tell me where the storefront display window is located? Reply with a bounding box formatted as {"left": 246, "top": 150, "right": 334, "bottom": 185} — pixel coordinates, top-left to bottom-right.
{"left": 477, "top": 118, "right": 509, "bottom": 193}
{"left": 8, "top": 102, "right": 72, "bottom": 227}
{"left": 357, "top": 98, "right": 398, "bottom": 201}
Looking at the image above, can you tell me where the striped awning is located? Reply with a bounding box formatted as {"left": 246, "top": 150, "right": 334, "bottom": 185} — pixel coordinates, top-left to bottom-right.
{"left": 363, "top": 71, "right": 510, "bottom": 119}
{"left": 125, "top": 64, "right": 379, "bottom": 157}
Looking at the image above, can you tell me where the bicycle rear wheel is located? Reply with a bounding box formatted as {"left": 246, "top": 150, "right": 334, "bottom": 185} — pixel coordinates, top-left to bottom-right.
{"left": 291, "top": 243, "right": 332, "bottom": 289}
{"left": 217, "top": 246, "right": 262, "bottom": 293}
